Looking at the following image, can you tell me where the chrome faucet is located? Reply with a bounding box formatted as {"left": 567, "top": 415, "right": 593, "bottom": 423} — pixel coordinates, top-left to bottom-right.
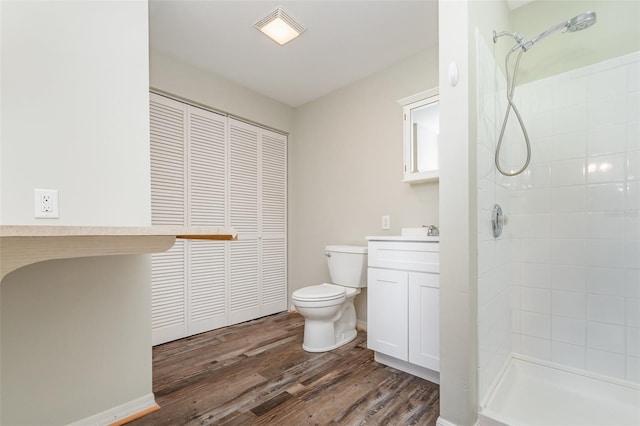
{"left": 424, "top": 225, "right": 439, "bottom": 236}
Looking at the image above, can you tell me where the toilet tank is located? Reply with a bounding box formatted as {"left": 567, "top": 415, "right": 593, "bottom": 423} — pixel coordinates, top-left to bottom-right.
{"left": 325, "top": 245, "right": 368, "bottom": 288}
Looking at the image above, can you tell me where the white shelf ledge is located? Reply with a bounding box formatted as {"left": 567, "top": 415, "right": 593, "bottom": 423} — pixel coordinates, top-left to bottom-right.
{"left": 0, "top": 225, "right": 237, "bottom": 281}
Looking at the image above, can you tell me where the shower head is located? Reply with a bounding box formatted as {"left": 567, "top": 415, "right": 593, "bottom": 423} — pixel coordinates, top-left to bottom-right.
{"left": 567, "top": 11, "right": 597, "bottom": 32}
{"left": 526, "top": 11, "right": 597, "bottom": 50}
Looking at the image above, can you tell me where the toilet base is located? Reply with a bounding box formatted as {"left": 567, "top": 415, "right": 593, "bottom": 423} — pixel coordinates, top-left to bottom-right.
{"left": 303, "top": 328, "right": 357, "bottom": 352}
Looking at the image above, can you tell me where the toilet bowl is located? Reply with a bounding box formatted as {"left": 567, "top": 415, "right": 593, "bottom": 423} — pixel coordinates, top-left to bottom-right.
{"left": 292, "top": 245, "right": 367, "bottom": 352}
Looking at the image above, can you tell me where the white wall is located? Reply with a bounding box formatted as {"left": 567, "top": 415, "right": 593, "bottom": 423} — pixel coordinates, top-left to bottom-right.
{"left": 149, "top": 50, "right": 294, "bottom": 134}
{"left": 509, "top": 0, "right": 640, "bottom": 85}
{"left": 1, "top": 1, "right": 153, "bottom": 424}
{"left": 2, "top": 256, "right": 152, "bottom": 425}
{"left": 437, "top": 1, "right": 477, "bottom": 424}
{"left": 289, "top": 47, "right": 439, "bottom": 324}
{"left": 1, "top": 1, "right": 151, "bottom": 227}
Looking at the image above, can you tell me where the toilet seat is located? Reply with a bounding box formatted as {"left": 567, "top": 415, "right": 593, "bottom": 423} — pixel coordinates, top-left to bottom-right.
{"left": 292, "top": 283, "right": 345, "bottom": 303}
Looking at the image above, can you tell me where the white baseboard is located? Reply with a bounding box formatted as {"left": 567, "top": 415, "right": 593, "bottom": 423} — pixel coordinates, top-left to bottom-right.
{"left": 436, "top": 416, "right": 460, "bottom": 426}
{"left": 67, "top": 393, "right": 157, "bottom": 426}
{"left": 356, "top": 319, "right": 367, "bottom": 331}
{"left": 374, "top": 352, "right": 439, "bottom": 384}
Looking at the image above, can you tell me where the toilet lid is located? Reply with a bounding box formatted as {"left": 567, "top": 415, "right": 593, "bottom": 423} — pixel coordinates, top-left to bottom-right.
{"left": 292, "top": 283, "right": 346, "bottom": 302}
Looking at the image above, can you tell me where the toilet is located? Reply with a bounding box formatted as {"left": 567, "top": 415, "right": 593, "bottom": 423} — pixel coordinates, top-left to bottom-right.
{"left": 292, "top": 245, "right": 368, "bottom": 352}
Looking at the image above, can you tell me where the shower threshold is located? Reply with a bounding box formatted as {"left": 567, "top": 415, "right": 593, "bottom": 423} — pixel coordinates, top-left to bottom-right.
{"left": 479, "top": 354, "right": 640, "bottom": 426}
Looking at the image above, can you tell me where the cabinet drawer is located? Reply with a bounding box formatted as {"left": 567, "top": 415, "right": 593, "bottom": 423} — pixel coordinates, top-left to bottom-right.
{"left": 368, "top": 241, "right": 439, "bottom": 273}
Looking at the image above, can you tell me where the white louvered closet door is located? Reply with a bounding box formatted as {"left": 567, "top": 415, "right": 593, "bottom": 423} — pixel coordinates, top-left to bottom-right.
{"left": 260, "top": 130, "right": 288, "bottom": 316}
{"left": 150, "top": 93, "right": 187, "bottom": 345}
{"left": 228, "top": 118, "right": 260, "bottom": 325}
{"left": 186, "top": 107, "right": 228, "bottom": 335}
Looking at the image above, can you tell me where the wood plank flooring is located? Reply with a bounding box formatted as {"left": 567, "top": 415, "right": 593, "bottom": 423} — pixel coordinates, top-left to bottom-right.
{"left": 127, "top": 312, "right": 439, "bottom": 425}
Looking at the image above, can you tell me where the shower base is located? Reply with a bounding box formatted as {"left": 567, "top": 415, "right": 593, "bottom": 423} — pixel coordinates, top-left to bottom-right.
{"left": 479, "top": 354, "right": 640, "bottom": 426}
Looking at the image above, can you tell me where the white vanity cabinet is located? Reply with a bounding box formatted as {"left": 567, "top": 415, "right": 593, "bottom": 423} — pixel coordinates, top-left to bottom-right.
{"left": 366, "top": 237, "right": 440, "bottom": 383}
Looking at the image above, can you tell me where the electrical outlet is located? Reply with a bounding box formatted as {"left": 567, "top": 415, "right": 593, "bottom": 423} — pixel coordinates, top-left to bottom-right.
{"left": 381, "top": 215, "right": 391, "bottom": 230}
{"left": 34, "top": 189, "right": 59, "bottom": 218}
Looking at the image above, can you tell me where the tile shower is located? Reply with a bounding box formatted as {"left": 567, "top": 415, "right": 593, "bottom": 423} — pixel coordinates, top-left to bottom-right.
{"left": 477, "top": 25, "right": 639, "bottom": 416}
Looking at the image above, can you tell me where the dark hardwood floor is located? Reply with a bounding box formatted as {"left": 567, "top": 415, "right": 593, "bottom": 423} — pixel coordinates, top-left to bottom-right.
{"left": 128, "top": 312, "right": 439, "bottom": 425}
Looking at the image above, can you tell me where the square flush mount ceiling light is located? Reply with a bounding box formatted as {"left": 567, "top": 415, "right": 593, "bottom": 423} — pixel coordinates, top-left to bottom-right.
{"left": 254, "top": 6, "right": 305, "bottom": 45}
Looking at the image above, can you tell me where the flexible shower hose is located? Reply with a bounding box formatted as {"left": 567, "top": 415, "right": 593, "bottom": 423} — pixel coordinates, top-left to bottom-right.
{"left": 495, "top": 48, "right": 531, "bottom": 177}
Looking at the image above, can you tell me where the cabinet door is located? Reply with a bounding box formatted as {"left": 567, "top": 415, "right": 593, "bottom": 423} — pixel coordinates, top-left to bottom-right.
{"left": 408, "top": 272, "right": 440, "bottom": 371}
{"left": 367, "top": 268, "right": 409, "bottom": 361}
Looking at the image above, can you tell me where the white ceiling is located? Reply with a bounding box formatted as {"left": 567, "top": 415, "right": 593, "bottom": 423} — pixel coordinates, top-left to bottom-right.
{"left": 149, "top": 1, "right": 439, "bottom": 107}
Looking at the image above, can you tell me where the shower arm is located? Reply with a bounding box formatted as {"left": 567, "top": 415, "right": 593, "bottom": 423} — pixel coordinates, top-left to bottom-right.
{"left": 528, "top": 20, "right": 570, "bottom": 49}
{"left": 493, "top": 20, "right": 570, "bottom": 53}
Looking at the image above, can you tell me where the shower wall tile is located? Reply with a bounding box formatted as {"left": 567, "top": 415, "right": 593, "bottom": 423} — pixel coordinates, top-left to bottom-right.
{"left": 479, "top": 47, "right": 640, "bottom": 385}
{"left": 552, "top": 290, "right": 586, "bottom": 320}
{"left": 521, "top": 287, "right": 551, "bottom": 314}
{"left": 586, "top": 183, "right": 626, "bottom": 212}
{"left": 628, "top": 298, "right": 640, "bottom": 327}
{"left": 586, "top": 267, "right": 627, "bottom": 296}
{"left": 626, "top": 356, "right": 640, "bottom": 382}
{"left": 627, "top": 150, "right": 639, "bottom": 181}
{"left": 627, "top": 182, "right": 639, "bottom": 210}
{"left": 553, "top": 76, "right": 587, "bottom": 109}
{"left": 628, "top": 62, "right": 640, "bottom": 92}
{"left": 587, "top": 294, "right": 625, "bottom": 325}
{"left": 520, "top": 335, "right": 551, "bottom": 360}
{"left": 586, "top": 153, "right": 626, "bottom": 184}
{"left": 586, "top": 349, "right": 626, "bottom": 379}
{"left": 551, "top": 213, "right": 587, "bottom": 239}
{"left": 552, "top": 341, "right": 586, "bottom": 370}
{"left": 587, "top": 66, "right": 627, "bottom": 102}
{"left": 553, "top": 104, "right": 587, "bottom": 135}
{"left": 552, "top": 316, "right": 586, "bottom": 345}
{"left": 587, "top": 125, "right": 627, "bottom": 156}
{"left": 625, "top": 241, "right": 639, "bottom": 268}
{"left": 520, "top": 163, "right": 551, "bottom": 189}
{"left": 476, "top": 32, "right": 513, "bottom": 402}
{"left": 551, "top": 265, "right": 586, "bottom": 293}
{"left": 627, "top": 92, "right": 639, "bottom": 124}
{"left": 550, "top": 158, "right": 585, "bottom": 186}
{"left": 586, "top": 212, "right": 626, "bottom": 239}
{"left": 550, "top": 239, "right": 586, "bottom": 266}
{"left": 586, "top": 321, "right": 625, "bottom": 354}
{"left": 627, "top": 270, "right": 640, "bottom": 298}
{"left": 530, "top": 136, "right": 552, "bottom": 165}
{"left": 521, "top": 311, "right": 551, "bottom": 339}
{"left": 520, "top": 263, "right": 551, "bottom": 288}
{"left": 586, "top": 239, "right": 626, "bottom": 268}
{"left": 587, "top": 96, "right": 627, "bottom": 129}
{"left": 628, "top": 327, "right": 640, "bottom": 357}
{"left": 628, "top": 123, "right": 640, "bottom": 151}
{"left": 552, "top": 131, "right": 587, "bottom": 161}
{"left": 551, "top": 186, "right": 586, "bottom": 213}
{"left": 520, "top": 238, "right": 551, "bottom": 263}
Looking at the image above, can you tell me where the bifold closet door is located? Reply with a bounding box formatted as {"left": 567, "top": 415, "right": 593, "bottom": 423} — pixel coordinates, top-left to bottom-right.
{"left": 151, "top": 95, "right": 287, "bottom": 344}
{"left": 150, "top": 94, "right": 188, "bottom": 345}
{"left": 228, "top": 119, "right": 260, "bottom": 325}
{"left": 228, "top": 119, "right": 287, "bottom": 324}
{"left": 186, "top": 106, "right": 228, "bottom": 336}
{"left": 260, "top": 130, "right": 287, "bottom": 316}
{"left": 150, "top": 93, "right": 229, "bottom": 344}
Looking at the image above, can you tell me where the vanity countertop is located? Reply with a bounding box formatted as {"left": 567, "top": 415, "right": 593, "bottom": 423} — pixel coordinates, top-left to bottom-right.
{"left": 366, "top": 235, "right": 439, "bottom": 242}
